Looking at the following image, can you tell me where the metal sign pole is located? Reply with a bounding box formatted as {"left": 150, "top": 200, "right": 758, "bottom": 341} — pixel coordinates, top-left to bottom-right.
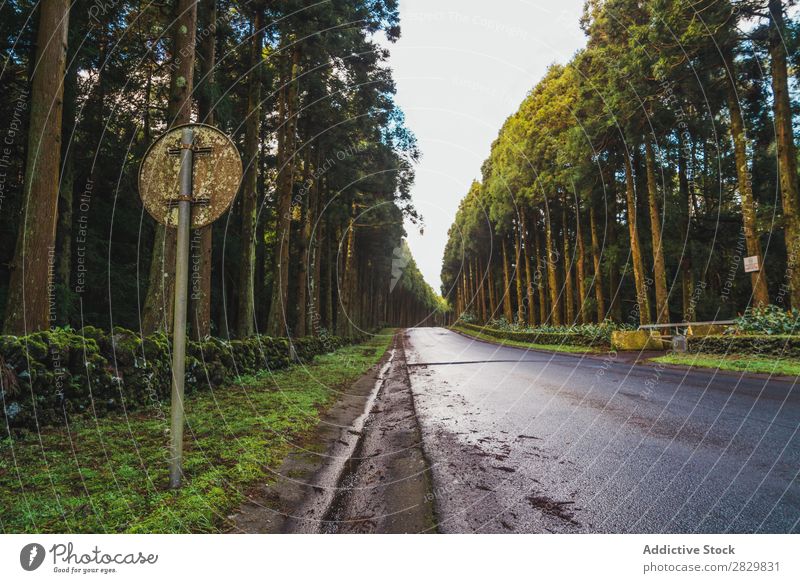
{"left": 139, "top": 123, "right": 242, "bottom": 489}
{"left": 169, "top": 127, "right": 194, "bottom": 489}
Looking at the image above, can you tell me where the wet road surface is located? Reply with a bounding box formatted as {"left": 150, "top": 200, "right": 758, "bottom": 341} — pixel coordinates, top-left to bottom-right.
{"left": 404, "top": 327, "right": 800, "bottom": 533}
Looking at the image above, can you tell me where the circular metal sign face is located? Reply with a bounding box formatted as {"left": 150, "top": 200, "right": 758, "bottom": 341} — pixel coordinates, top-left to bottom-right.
{"left": 138, "top": 123, "right": 243, "bottom": 228}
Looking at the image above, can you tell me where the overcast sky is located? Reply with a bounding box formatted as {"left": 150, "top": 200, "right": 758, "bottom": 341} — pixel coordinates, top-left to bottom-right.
{"left": 387, "top": 0, "right": 587, "bottom": 292}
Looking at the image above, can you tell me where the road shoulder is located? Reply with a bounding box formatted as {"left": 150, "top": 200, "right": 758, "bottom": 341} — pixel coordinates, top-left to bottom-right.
{"left": 229, "top": 331, "right": 435, "bottom": 533}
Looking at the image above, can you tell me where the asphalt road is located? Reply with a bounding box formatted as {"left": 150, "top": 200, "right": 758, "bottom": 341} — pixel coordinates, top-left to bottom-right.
{"left": 404, "top": 327, "right": 800, "bottom": 533}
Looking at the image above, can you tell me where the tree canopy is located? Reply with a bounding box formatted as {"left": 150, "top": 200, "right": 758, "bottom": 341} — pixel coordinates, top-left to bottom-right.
{"left": 0, "top": 0, "right": 444, "bottom": 338}
{"left": 441, "top": 0, "right": 800, "bottom": 328}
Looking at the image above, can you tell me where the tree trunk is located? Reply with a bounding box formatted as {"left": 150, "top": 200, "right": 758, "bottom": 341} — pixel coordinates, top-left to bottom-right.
{"left": 677, "top": 130, "right": 695, "bottom": 321}
{"left": 337, "top": 212, "right": 356, "bottom": 336}
{"left": 501, "top": 238, "right": 514, "bottom": 323}
{"left": 4, "top": 0, "right": 70, "bottom": 335}
{"left": 543, "top": 202, "right": 561, "bottom": 325}
{"left": 514, "top": 223, "right": 525, "bottom": 325}
{"left": 295, "top": 147, "right": 313, "bottom": 337}
{"left": 589, "top": 203, "right": 606, "bottom": 322}
{"left": 477, "top": 256, "right": 487, "bottom": 323}
{"left": 313, "top": 193, "right": 324, "bottom": 331}
{"left": 561, "top": 193, "right": 574, "bottom": 325}
{"left": 769, "top": 0, "right": 800, "bottom": 308}
{"left": 268, "top": 46, "right": 301, "bottom": 336}
{"left": 575, "top": 202, "right": 588, "bottom": 324}
{"left": 236, "top": 8, "right": 263, "bottom": 338}
{"left": 309, "top": 157, "right": 323, "bottom": 335}
{"left": 645, "top": 139, "right": 669, "bottom": 324}
{"left": 723, "top": 45, "right": 770, "bottom": 306}
{"left": 534, "top": 218, "right": 547, "bottom": 324}
{"left": 325, "top": 224, "right": 335, "bottom": 331}
{"left": 56, "top": 37, "right": 79, "bottom": 325}
{"left": 606, "top": 182, "right": 622, "bottom": 322}
{"left": 522, "top": 208, "right": 536, "bottom": 326}
{"left": 623, "top": 151, "right": 651, "bottom": 325}
{"left": 141, "top": 0, "right": 197, "bottom": 335}
{"left": 191, "top": 0, "right": 217, "bottom": 339}
{"left": 486, "top": 257, "right": 497, "bottom": 320}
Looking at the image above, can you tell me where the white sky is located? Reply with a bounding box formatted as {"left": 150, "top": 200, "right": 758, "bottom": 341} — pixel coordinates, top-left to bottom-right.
{"left": 388, "top": 0, "right": 587, "bottom": 292}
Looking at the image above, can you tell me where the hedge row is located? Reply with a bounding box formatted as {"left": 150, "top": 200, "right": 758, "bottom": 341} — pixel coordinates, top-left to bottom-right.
{"left": 0, "top": 326, "right": 358, "bottom": 432}
{"left": 687, "top": 334, "right": 800, "bottom": 358}
{"left": 456, "top": 323, "right": 609, "bottom": 348}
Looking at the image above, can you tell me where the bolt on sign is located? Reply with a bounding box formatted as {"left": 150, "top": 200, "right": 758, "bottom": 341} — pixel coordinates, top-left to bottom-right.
{"left": 139, "top": 124, "right": 242, "bottom": 228}
{"left": 138, "top": 124, "right": 242, "bottom": 488}
{"left": 743, "top": 255, "right": 760, "bottom": 273}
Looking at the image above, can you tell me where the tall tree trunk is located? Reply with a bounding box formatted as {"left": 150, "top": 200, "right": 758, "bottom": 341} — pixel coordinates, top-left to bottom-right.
{"left": 191, "top": 0, "right": 217, "bottom": 339}
{"left": 623, "top": 151, "right": 651, "bottom": 325}
{"left": 465, "top": 258, "right": 473, "bottom": 312}
{"left": 268, "top": 46, "right": 301, "bottom": 336}
{"left": 561, "top": 193, "right": 574, "bottom": 324}
{"left": 575, "top": 202, "right": 588, "bottom": 324}
{"left": 723, "top": 44, "right": 770, "bottom": 307}
{"left": 295, "top": 147, "right": 313, "bottom": 337}
{"left": 606, "top": 182, "right": 623, "bottom": 322}
{"left": 309, "top": 159, "right": 323, "bottom": 335}
{"left": 522, "top": 208, "right": 536, "bottom": 326}
{"left": 534, "top": 218, "right": 547, "bottom": 324}
{"left": 514, "top": 223, "right": 525, "bottom": 324}
{"left": 501, "top": 238, "right": 514, "bottom": 323}
{"left": 141, "top": 0, "right": 197, "bottom": 335}
{"left": 769, "top": 0, "right": 800, "bottom": 308}
{"left": 486, "top": 257, "right": 497, "bottom": 320}
{"left": 589, "top": 203, "right": 606, "bottom": 322}
{"left": 544, "top": 202, "right": 562, "bottom": 325}
{"left": 236, "top": 7, "right": 263, "bottom": 338}
{"left": 645, "top": 139, "right": 669, "bottom": 324}
{"left": 677, "top": 130, "right": 695, "bottom": 321}
{"left": 337, "top": 212, "right": 356, "bottom": 336}
{"left": 56, "top": 33, "right": 79, "bottom": 325}
{"left": 477, "top": 256, "right": 487, "bottom": 323}
{"left": 4, "top": 0, "right": 70, "bottom": 335}
{"left": 314, "top": 198, "right": 325, "bottom": 331}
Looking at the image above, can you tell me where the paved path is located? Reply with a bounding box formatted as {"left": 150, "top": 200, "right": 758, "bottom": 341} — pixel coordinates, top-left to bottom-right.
{"left": 404, "top": 327, "right": 800, "bottom": 533}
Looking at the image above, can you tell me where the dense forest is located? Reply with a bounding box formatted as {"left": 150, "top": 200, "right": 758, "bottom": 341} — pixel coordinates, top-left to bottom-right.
{"left": 0, "top": 0, "right": 444, "bottom": 340}
{"left": 442, "top": 0, "right": 800, "bottom": 328}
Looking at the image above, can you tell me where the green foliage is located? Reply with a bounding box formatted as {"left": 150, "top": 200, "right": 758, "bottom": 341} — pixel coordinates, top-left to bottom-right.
{"left": 0, "top": 327, "right": 359, "bottom": 432}
{"left": 686, "top": 334, "right": 800, "bottom": 358}
{"left": 0, "top": 332, "right": 393, "bottom": 533}
{"left": 458, "top": 312, "right": 477, "bottom": 324}
{"left": 734, "top": 305, "right": 800, "bottom": 335}
{"left": 652, "top": 353, "right": 800, "bottom": 377}
{"left": 440, "top": 0, "right": 798, "bottom": 324}
{"left": 457, "top": 322, "right": 611, "bottom": 348}
{"left": 392, "top": 240, "right": 448, "bottom": 314}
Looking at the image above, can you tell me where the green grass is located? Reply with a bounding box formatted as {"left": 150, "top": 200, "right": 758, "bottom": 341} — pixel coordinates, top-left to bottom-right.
{"left": 651, "top": 352, "right": 800, "bottom": 377}
{"left": 0, "top": 331, "right": 394, "bottom": 533}
{"left": 452, "top": 325, "right": 601, "bottom": 354}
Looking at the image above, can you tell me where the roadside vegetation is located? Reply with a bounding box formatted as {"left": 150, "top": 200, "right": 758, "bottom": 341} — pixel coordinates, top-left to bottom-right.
{"left": 452, "top": 319, "right": 614, "bottom": 353}
{"left": 652, "top": 353, "right": 800, "bottom": 377}
{"left": 454, "top": 326, "right": 599, "bottom": 354}
{"left": 0, "top": 332, "right": 393, "bottom": 534}
{"left": 440, "top": 1, "right": 800, "bottom": 333}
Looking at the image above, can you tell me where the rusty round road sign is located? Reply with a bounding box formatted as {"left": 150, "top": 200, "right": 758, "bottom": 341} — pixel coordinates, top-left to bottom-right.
{"left": 138, "top": 123, "right": 243, "bottom": 228}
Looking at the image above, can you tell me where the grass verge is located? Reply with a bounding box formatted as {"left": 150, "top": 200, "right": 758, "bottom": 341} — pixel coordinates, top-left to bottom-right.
{"left": 452, "top": 325, "right": 601, "bottom": 354}
{"left": 651, "top": 352, "right": 800, "bottom": 377}
{"left": 0, "top": 330, "right": 394, "bottom": 533}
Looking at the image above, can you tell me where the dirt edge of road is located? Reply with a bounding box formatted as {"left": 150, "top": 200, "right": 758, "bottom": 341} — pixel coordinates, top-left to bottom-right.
{"left": 229, "top": 331, "right": 436, "bottom": 533}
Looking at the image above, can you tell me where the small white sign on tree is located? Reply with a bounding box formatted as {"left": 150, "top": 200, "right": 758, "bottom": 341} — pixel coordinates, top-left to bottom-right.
{"left": 744, "top": 255, "right": 760, "bottom": 273}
